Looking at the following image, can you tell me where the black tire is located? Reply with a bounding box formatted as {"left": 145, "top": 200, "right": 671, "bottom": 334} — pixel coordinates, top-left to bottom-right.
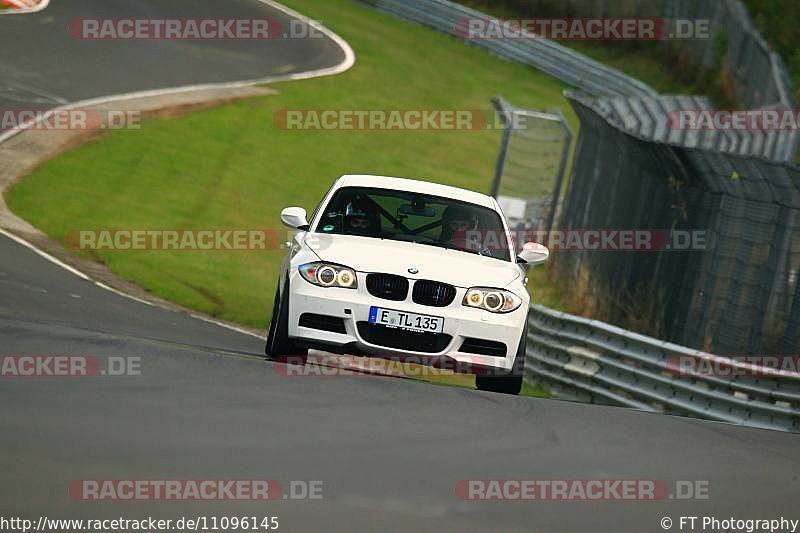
{"left": 265, "top": 278, "right": 307, "bottom": 360}
{"left": 475, "top": 324, "right": 526, "bottom": 395}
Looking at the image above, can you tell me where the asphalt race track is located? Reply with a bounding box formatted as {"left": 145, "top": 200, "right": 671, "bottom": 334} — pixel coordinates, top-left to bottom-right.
{"left": 1, "top": 2, "right": 798, "bottom": 532}
{"left": 0, "top": 0, "right": 345, "bottom": 121}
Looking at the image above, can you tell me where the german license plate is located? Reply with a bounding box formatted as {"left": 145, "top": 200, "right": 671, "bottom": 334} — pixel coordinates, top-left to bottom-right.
{"left": 368, "top": 307, "right": 445, "bottom": 333}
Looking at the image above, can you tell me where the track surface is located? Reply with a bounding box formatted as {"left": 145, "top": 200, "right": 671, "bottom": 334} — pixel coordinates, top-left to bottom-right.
{"left": 0, "top": 0, "right": 344, "bottom": 122}
{"left": 1, "top": 1, "right": 798, "bottom": 532}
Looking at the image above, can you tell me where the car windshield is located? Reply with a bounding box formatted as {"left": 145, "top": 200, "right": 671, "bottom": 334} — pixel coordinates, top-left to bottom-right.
{"left": 314, "top": 186, "right": 512, "bottom": 262}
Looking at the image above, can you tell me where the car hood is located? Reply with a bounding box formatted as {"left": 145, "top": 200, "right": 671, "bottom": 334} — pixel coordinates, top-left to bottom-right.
{"left": 305, "top": 234, "right": 522, "bottom": 289}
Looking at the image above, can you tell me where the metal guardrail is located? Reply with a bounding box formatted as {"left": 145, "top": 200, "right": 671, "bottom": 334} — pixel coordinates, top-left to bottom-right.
{"left": 358, "top": 0, "right": 657, "bottom": 99}
{"left": 357, "top": 0, "right": 800, "bottom": 431}
{"left": 591, "top": 93, "right": 794, "bottom": 162}
{"left": 359, "top": 0, "right": 798, "bottom": 162}
{"left": 525, "top": 305, "right": 800, "bottom": 432}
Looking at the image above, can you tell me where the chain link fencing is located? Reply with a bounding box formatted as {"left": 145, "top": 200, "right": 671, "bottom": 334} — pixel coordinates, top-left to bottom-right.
{"left": 490, "top": 97, "right": 573, "bottom": 241}
{"left": 356, "top": 0, "right": 800, "bottom": 426}
{"left": 530, "top": 0, "right": 800, "bottom": 161}
{"left": 359, "top": 0, "right": 799, "bottom": 353}
{"left": 558, "top": 89, "right": 800, "bottom": 356}
{"left": 357, "top": 0, "right": 658, "bottom": 98}
{"left": 359, "top": 0, "right": 797, "bottom": 162}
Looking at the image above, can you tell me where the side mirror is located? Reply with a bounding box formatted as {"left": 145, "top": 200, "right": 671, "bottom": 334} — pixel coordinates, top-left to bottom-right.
{"left": 517, "top": 242, "right": 549, "bottom": 265}
{"left": 280, "top": 207, "right": 310, "bottom": 231}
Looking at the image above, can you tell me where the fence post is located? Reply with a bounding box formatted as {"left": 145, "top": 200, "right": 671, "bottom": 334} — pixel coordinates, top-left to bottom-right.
{"left": 544, "top": 109, "right": 574, "bottom": 241}
{"left": 490, "top": 97, "right": 512, "bottom": 198}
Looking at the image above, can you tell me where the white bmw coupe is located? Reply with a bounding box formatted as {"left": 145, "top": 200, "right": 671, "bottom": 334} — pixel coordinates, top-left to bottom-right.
{"left": 266, "top": 175, "right": 549, "bottom": 394}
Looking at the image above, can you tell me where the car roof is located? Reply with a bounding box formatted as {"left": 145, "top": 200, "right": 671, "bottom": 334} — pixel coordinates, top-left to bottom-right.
{"left": 335, "top": 175, "right": 497, "bottom": 210}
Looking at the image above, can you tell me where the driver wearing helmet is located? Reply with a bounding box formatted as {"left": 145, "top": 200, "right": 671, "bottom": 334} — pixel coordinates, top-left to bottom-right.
{"left": 344, "top": 198, "right": 380, "bottom": 237}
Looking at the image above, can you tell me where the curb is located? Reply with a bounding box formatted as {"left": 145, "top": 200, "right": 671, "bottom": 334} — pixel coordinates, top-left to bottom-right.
{"left": 0, "top": 0, "right": 356, "bottom": 341}
{"left": 0, "top": 0, "right": 49, "bottom": 16}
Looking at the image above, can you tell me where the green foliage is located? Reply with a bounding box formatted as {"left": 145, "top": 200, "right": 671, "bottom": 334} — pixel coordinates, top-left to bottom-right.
{"left": 744, "top": 0, "right": 800, "bottom": 103}
{"left": 6, "top": 0, "right": 576, "bottom": 328}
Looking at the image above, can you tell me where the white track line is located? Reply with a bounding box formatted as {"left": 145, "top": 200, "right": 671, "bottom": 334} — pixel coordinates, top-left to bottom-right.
{"left": 0, "top": 1, "right": 355, "bottom": 339}
{"left": 0, "top": 0, "right": 355, "bottom": 145}
{"left": 94, "top": 282, "right": 154, "bottom": 307}
{"left": 0, "top": 229, "right": 89, "bottom": 281}
{"left": 190, "top": 314, "right": 265, "bottom": 340}
{"left": 0, "top": 0, "right": 49, "bottom": 16}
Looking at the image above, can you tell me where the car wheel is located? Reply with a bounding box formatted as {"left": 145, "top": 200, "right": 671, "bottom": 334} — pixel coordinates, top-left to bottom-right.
{"left": 475, "top": 324, "right": 526, "bottom": 395}
{"left": 265, "top": 278, "right": 307, "bottom": 360}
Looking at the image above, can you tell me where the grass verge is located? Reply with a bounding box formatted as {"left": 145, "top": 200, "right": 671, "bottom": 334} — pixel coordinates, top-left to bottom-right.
{"left": 412, "top": 371, "right": 552, "bottom": 399}
{"left": 6, "top": 0, "right": 573, "bottom": 356}
{"left": 458, "top": 0, "right": 734, "bottom": 105}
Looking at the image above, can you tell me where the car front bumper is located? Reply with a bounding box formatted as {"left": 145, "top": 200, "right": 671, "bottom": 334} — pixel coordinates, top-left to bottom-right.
{"left": 286, "top": 270, "right": 527, "bottom": 372}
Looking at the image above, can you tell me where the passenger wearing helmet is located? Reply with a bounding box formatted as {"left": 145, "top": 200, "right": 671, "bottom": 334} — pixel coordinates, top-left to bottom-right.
{"left": 344, "top": 198, "right": 380, "bottom": 237}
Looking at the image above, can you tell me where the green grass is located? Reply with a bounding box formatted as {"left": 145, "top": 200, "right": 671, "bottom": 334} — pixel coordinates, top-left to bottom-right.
{"left": 744, "top": 0, "right": 800, "bottom": 106}
{"left": 350, "top": 360, "right": 552, "bottom": 398}
{"left": 414, "top": 372, "right": 553, "bottom": 399}
{"left": 527, "top": 265, "right": 565, "bottom": 309}
{"left": 744, "top": 0, "right": 800, "bottom": 162}
{"left": 458, "top": 0, "right": 734, "bottom": 105}
{"left": 6, "top": 0, "right": 577, "bottom": 329}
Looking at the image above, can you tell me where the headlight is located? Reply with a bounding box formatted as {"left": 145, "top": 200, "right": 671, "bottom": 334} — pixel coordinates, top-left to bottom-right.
{"left": 463, "top": 287, "right": 522, "bottom": 313}
{"left": 299, "top": 262, "right": 358, "bottom": 289}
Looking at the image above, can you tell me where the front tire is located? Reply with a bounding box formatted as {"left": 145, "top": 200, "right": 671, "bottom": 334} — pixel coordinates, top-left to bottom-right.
{"left": 265, "top": 278, "right": 307, "bottom": 360}
{"left": 475, "top": 324, "right": 526, "bottom": 395}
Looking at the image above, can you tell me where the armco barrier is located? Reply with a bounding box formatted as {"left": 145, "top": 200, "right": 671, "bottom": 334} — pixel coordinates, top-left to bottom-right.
{"left": 358, "top": 0, "right": 657, "bottom": 99}
{"left": 525, "top": 304, "right": 800, "bottom": 432}
{"left": 357, "top": 0, "right": 800, "bottom": 431}
{"left": 358, "top": 0, "right": 797, "bottom": 162}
